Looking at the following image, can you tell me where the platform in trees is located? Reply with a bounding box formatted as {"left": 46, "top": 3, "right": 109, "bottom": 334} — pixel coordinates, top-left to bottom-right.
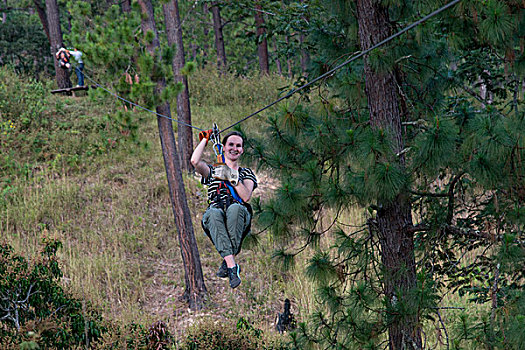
{"left": 51, "top": 85, "right": 96, "bottom": 95}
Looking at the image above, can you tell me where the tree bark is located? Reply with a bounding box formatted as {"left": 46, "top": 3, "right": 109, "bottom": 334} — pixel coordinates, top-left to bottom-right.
{"left": 273, "top": 37, "right": 282, "bottom": 76}
{"left": 299, "top": 0, "right": 309, "bottom": 76}
{"left": 202, "top": 3, "right": 210, "bottom": 62}
{"left": 210, "top": 2, "right": 227, "bottom": 73}
{"left": 299, "top": 33, "right": 309, "bottom": 75}
{"left": 356, "top": 0, "right": 421, "bottom": 349}
{"left": 45, "top": 0, "right": 71, "bottom": 89}
{"left": 32, "top": 0, "right": 50, "bottom": 42}
{"left": 163, "top": 0, "right": 193, "bottom": 173}
{"left": 121, "top": 0, "right": 131, "bottom": 13}
{"left": 285, "top": 35, "right": 293, "bottom": 78}
{"left": 254, "top": 2, "right": 269, "bottom": 75}
{"left": 137, "top": 0, "right": 207, "bottom": 310}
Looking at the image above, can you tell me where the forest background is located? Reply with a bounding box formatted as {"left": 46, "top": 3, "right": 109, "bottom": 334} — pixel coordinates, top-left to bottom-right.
{"left": 0, "top": 0, "right": 524, "bottom": 349}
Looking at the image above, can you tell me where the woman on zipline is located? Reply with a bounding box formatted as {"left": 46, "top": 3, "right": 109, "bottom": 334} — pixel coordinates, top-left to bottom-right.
{"left": 191, "top": 130, "right": 257, "bottom": 289}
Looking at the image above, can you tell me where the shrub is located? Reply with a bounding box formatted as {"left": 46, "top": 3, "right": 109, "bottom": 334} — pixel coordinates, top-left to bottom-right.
{"left": 0, "top": 65, "right": 49, "bottom": 130}
{"left": 0, "top": 237, "right": 106, "bottom": 349}
{"left": 180, "top": 317, "right": 289, "bottom": 350}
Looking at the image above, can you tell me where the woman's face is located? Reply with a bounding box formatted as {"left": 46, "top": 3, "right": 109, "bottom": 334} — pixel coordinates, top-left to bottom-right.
{"left": 223, "top": 135, "right": 244, "bottom": 161}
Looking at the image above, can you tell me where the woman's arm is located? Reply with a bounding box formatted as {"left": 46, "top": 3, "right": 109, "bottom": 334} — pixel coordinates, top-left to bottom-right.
{"left": 233, "top": 179, "right": 255, "bottom": 202}
{"left": 190, "top": 138, "right": 211, "bottom": 178}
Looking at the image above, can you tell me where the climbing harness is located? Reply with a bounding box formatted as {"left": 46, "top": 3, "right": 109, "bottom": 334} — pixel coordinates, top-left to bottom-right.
{"left": 210, "top": 123, "right": 244, "bottom": 205}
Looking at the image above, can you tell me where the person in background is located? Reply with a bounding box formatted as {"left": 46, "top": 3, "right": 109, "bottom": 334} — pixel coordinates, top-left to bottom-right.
{"left": 190, "top": 130, "right": 257, "bottom": 289}
{"left": 69, "top": 48, "right": 84, "bottom": 87}
{"left": 55, "top": 47, "right": 71, "bottom": 69}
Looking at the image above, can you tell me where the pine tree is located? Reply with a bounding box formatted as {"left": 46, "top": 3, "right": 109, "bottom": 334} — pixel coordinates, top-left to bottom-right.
{"left": 66, "top": 0, "right": 208, "bottom": 310}
{"left": 254, "top": 1, "right": 269, "bottom": 75}
{"left": 210, "top": 1, "right": 227, "bottom": 72}
{"left": 44, "top": 0, "right": 71, "bottom": 89}
{"left": 249, "top": 0, "right": 524, "bottom": 348}
{"left": 163, "top": 0, "right": 193, "bottom": 173}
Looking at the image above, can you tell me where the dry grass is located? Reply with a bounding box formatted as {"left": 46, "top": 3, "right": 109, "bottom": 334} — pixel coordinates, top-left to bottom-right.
{"left": 0, "top": 66, "right": 319, "bottom": 342}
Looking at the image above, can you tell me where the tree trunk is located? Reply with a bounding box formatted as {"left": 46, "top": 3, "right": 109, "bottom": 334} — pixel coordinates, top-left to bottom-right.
{"left": 299, "top": 0, "right": 309, "bottom": 76}
{"left": 202, "top": 3, "right": 210, "bottom": 62}
{"left": 355, "top": 0, "right": 421, "bottom": 349}
{"left": 45, "top": 0, "right": 70, "bottom": 89}
{"left": 254, "top": 2, "right": 269, "bottom": 75}
{"left": 121, "top": 0, "right": 131, "bottom": 13}
{"left": 32, "top": 0, "right": 50, "bottom": 42}
{"left": 163, "top": 0, "right": 193, "bottom": 173}
{"left": 299, "top": 33, "right": 309, "bottom": 75}
{"left": 273, "top": 37, "right": 282, "bottom": 76}
{"left": 137, "top": 0, "right": 207, "bottom": 310}
{"left": 285, "top": 35, "right": 293, "bottom": 78}
{"left": 210, "top": 2, "right": 227, "bottom": 73}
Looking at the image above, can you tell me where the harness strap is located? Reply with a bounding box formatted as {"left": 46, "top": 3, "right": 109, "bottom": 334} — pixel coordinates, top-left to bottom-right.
{"left": 210, "top": 123, "right": 244, "bottom": 205}
{"left": 213, "top": 180, "right": 243, "bottom": 209}
{"left": 225, "top": 181, "right": 243, "bottom": 204}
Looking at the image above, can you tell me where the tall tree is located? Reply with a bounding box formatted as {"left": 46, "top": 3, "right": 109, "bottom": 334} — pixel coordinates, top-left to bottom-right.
{"left": 251, "top": 0, "right": 524, "bottom": 349}
{"left": 121, "top": 0, "right": 131, "bottom": 13}
{"left": 354, "top": 0, "right": 420, "bottom": 347}
{"left": 273, "top": 37, "right": 282, "bottom": 75}
{"left": 209, "top": 1, "right": 227, "bottom": 72}
{"left": 44, "top": 0, "right": 70, "bottom": 89}
{"left": 201, "top": 2, "right": 210, "bottom": 62}
{"left": 163, "top": 0, "right": 193, "bottom": 173}
{"left": 137, "top": 0, "right": 207, "bottom": 310}
{"left": 32, "top": 0, "right": 50, "bottom": 42}
{"left": 254, "top": 2, "right": 269, "bottom": 75}
{"left": 298, "top": 0, "right": 309, "bottom": 75}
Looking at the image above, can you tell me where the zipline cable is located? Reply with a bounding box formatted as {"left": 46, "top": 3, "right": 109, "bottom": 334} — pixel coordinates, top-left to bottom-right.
{"left": 218, "top": 0, "right": 462, "bottom": 135}
{"left": 78, "top": 0, "right": 461, "bottom": 135}
{"left": 83, "top": 71, "right": 205, "bottom": 131}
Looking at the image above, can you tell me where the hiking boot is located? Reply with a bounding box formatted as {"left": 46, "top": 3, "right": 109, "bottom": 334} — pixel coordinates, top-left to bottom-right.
{"left": 228, "top": 265, "right": 241, "bottom": 289}
{"left": 216, "top": 260, "right": 228, "bottom": 278}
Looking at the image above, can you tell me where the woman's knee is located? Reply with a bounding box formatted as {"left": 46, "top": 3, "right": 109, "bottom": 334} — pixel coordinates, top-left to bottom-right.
{"left": 203, "top": 207, "right": 225, "bottom": 226}
{"left": 226, "top": 203, "right": 248, "bottom": 218}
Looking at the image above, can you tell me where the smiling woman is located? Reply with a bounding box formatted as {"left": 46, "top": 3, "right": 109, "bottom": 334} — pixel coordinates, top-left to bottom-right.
{"left": 190, "top": 130, "right": 257, "bottom": 289}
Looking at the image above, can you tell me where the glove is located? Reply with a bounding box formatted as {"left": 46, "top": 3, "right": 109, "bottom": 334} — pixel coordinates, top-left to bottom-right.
{"left": 199, "top": 129, "right": 213, "bottom": 145}
{"left": 212, "top": 165, "right": 239, "bottom": 185}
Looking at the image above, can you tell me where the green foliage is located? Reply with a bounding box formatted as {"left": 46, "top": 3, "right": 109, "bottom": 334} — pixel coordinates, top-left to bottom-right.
{"left": 180, "top": 317, "right": 288, "bottom": 350}
{"left": 0, "top": 12, "right": 51, "bottom": 75}
{"left": 0, "top": 237, "right": 177, "bottom": 350}
{"left": 250, "top": 0, "right": 524, "bottom": 349}
{"left": 0, "top": 238, "right": 106, "bottom": 349}
{"left": 0, "top": 66, "right": 49, "bottom": 129}
{"left": 412, "top": 117, "right": 459, "bottom": 175}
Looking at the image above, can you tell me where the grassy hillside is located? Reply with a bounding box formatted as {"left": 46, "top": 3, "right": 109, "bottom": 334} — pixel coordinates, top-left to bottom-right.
{"left": 2, "top": 66, "right": 497, "bottom": 349}
{"left": 1, "top": 65, "right": 339, "bottom": 345}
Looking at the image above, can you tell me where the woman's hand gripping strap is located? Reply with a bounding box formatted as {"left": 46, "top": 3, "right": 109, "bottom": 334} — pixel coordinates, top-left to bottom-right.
{"left": 198, "top": 129, "right": 213, "bottom": 145}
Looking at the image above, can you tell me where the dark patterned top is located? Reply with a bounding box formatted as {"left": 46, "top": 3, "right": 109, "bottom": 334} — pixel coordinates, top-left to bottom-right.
{"left": 201, "top": 164, "right": 257, "bottom": 207}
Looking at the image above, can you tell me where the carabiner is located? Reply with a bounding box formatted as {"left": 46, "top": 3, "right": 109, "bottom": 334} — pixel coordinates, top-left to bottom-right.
{"left": 211, "top": 123, "right": 225, "bottom": 164}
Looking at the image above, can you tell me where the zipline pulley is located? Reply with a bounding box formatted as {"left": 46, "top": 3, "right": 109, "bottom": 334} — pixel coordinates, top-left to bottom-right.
{"left": 211, "top": 123, "right": 225, "bottom": 165}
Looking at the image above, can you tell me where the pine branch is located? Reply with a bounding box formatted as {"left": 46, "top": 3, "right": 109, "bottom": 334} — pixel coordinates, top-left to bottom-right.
{"left": 442, "top": 225, "right": 525, "bottom": 245}
{"left": 446, "top": 172, "right": 465, "bottom": 224}
{"left": 435, "top": 308, "right": 450, "bottom": 350}
{"left": 0, "top": 7, "right": 32, "bottom": 11}
{"left": 410, "top": 190, "right": 449, "bottom": 198}
{"left": 408, "top": 58, "right": 509, "bottom": 118}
